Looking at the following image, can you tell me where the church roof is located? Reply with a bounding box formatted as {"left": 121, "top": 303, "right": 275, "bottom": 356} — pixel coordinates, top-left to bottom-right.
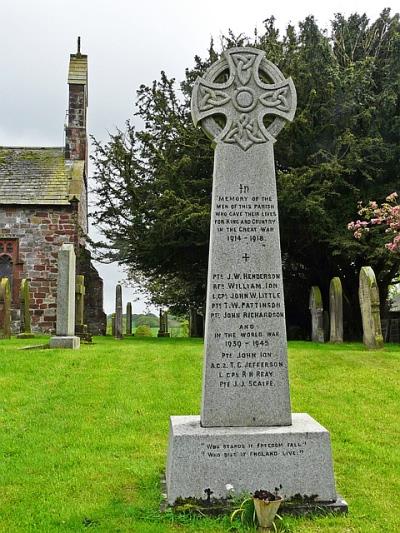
{"left": 0, "top": 147, "right": 84, "bottom": 205}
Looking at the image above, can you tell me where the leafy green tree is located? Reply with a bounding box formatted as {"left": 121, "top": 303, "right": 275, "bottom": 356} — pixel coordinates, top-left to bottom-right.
{"left": 91, "top": 10, "right": 400, "bottom": 337}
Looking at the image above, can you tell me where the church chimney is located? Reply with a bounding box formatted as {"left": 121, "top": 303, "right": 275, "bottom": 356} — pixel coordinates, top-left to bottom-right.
{"left": 65, "top": 37, "right": 88, "bottom": 163}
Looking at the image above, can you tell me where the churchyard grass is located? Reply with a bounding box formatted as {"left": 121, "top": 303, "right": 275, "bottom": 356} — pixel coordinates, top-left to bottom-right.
{"left": 0, "top": 336, "right": 399, "bottom": 532}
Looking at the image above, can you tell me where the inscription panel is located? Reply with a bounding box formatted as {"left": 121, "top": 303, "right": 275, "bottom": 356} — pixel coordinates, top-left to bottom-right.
{"left": 166, "top": 415, "right": 337, "bottom": 503}
{"left": 201, "top": 143, "right": 291, "bottom": 427}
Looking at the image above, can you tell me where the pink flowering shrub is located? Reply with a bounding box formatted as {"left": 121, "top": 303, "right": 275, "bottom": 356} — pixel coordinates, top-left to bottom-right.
{"left": 348, "top": 192, "right": 400, "bottom": 252}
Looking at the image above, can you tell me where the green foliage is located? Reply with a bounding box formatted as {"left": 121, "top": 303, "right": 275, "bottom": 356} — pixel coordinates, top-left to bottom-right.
{"left": 135, "top": 324, "right": 153, "bottom": 336}
{"left": 134, "top": 313, "right": 159, "bottom": 328}
{"left": 91, "top": 10, "right": 400, "bottom": 333}
{"left": 230, "top": 496, "right": 256, "bottom": 527}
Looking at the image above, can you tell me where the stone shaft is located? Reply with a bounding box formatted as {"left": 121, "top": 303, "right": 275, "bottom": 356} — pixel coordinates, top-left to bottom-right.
{"left": 126, "top": 302, "right": 132, "bottom": 335}
{"left": 0, "top": 277, "right": 11, "bottom": 339}
{"left": 75, "top": 275, "right": 85, "bottom": 326}
{"left": 359, "top": 266, "right": 383, "bottom": 349}
{"left": 56, "top": 244, "right": 76, "bottom": 336}
{"left": 329, "top": 277, "right": 343, "bottom": 343}
{"left": 309, "top": 286, "right": 324, "bottom": 343}
{"left": 20, "top": 279, "right": 32, "bottom": 334}
{"left": 201, "top": 143, "right": 291, "bottom": 427}
{"left": 115, "top": 285, "right": 123, "bottom": 339}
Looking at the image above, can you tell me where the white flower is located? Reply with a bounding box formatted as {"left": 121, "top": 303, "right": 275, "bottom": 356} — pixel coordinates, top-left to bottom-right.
{"left": 225, "top": 483, "right": 235, "bottom": 493}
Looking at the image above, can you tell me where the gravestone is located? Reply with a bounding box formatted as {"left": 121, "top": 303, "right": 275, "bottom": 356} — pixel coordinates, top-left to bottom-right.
{"left": 158, "top": 309, "right": 170, "bottom": 337}
{"left": 388, "top": 318, "right": 400, "bottom": 343}
{"left": 166, "top": 47, "right": 344, "bottom": 509}
{"left": 75, "top": 275, "right": 91, "bottom": 342}
{"left": 111, "top": 313, "right": 116, "bottom": 337}
{"left": 115, "top": 285, "right": 123, "bottom": 339}
{"left": 17, "top": 278, "right": 34, "bottom": 339}
{"left": 0, "top": 277, "right": 11, "bottom": 339}
{"left": 75, "top": 275, "right": 85, "bottom": 327}
{"left": 309, "top": 286, "right": 324, "bottom": 342}
{"left": 329, "top": 277, "right": 343, "bottom": 343}
{"left": 126, "top": 302, "right": 133, "bottom": 336}
{"left": 359, "top": 266, "right": 384, "bottom": 349}
{"left": 49, "top": 244, "right": 80, "bottom": 349}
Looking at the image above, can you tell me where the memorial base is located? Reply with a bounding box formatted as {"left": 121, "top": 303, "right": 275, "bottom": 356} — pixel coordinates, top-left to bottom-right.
{"left": 49, "top": 336, "right": 80, "bottom": 349}
{"left": 166, "top": 413, "right": 338, "bottom": 505}
{"left": 158, "top": 332, "right": 170, "bottom": 337}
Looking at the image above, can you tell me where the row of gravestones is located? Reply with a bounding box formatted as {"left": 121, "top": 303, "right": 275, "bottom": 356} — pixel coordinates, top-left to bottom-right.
{"left": 309, "top": 266, "right": 384, "bottom": 349}
{"left": 110, "top": 284, "right": 170, "bottom": 338}
{"left": 0, "top": 244, "right": 91, "bottom": 346}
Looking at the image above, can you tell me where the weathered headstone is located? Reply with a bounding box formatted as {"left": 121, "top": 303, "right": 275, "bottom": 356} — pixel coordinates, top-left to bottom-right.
{"left": 189, "top": 308, "right": 204, "bottom": 337}
{"left": 75, "top": 275, "right": 85, "bottom": 327}
{"left": 329, "top": 277, "right": 343, "bottom": 343}
{"left": 49, "top": 244, "right": 80, "bottom": 349}
{"left": 115, "top": 284, "right": 123, "bottom": 339}
{"left": 0, "top": 277, "right": 11, "bottom": 339}
{"left": 111, "top": 313, "right": 116, "bottom": 337}
{"left": 126, "top": 302, "right": 133, "bottom": 336}
{"left": 309, "top": 286, "right": 325, "bottom": 342}
{"left": 359, "top": 266, "right": 384, "bottom": 349}
{"left": 158, "top": 309, "right": 170, "bottom": 337}
{"left": 166, "top": 47, "right": 344, "bottom": 509}
{"left": 17, "top": 278, "right": 34, "bottom": 339}
{"left": 75, "top": 275, "right": 91, "bottom": 342}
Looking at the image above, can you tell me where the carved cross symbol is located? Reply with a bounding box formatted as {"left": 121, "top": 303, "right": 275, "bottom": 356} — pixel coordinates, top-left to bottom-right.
{"left": 242, "top": 253, "right": 250, "bottom": 262}
{"left": 191, "top": 47, "right": 297, "bottom": 151}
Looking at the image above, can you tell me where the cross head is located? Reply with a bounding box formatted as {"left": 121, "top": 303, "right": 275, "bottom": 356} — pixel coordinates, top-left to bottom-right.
{"left": 191, "top": 47, "right": 297, "bottom": 151}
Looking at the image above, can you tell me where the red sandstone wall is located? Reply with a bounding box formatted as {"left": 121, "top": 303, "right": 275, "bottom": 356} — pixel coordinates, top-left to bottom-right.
{"left": 0, "top": 205, "right": 79, "bottom": 333}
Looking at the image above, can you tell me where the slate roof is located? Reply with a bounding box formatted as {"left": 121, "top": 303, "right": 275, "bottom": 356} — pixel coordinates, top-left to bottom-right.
{"left": 0, "top": 147, "right": 83, "bottom": 205}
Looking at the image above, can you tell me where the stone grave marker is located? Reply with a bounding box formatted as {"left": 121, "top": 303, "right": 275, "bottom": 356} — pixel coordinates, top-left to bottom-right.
{"left": 75, "top": 275, "right": 85, "bottom": 327}
{"left": 309, "top": 286, "right": 325, "bottom": 342}
{"left": 158, "top": 309, "right": 170, "bottom": 337}
{"left": 126, "top": 302, "right": 133, "bottom": 335}
{"left": 49, "top": 244, "right": 80, "bottom": 349}
{"left": 0, "top": 277, "right": 11, "bottom": 339}
{"left": 329, "top": 277, "right": 343, "bottom": 343}
{"left": 166, "top": 47, "right": 345, "bottom": 510}
{"left": 111, "top": 313, "right": 116, "bottom": 337}
{"left": 359, "top": 266, "right": 384, "bottom": 349}
{"left": 115, "top": 284, "right": 123, "bottom": 339}
{"left": 75, "top": 275, "right": 91, "bottom": 342}
{"left": 17, "top": 278, "right": 34, "bottom": 339}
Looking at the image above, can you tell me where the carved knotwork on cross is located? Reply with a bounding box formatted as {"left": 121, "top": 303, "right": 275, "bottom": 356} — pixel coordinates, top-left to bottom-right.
{"left": 191, "top": 47, "right": 297, "bottom": 151}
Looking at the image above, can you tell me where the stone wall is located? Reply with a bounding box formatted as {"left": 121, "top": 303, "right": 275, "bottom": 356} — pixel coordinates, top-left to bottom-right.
{"left": 0, "top": 204, "right": 78, "bottom": 332}
{"left": 77, "top": 247, "right": 107, "bottom": 335}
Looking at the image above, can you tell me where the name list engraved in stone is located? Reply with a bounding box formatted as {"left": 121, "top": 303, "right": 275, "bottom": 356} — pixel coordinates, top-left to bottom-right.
{"left": 207, "top": 267, "right": 287, "bottom": 390}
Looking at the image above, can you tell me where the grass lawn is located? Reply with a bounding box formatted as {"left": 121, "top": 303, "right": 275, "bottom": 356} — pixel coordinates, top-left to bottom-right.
{"left": 0, "top": 336, "right": 399, "bottom": 532}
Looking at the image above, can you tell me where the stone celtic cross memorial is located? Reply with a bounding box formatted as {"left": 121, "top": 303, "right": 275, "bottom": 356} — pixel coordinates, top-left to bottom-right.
{"left": 166, "top": 48, "right": 345, "bottom": 510}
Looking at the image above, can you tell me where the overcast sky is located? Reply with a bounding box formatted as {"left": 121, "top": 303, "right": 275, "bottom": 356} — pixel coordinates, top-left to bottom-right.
{"left": 0, "top": 0, "right": 396, "bottom": 313}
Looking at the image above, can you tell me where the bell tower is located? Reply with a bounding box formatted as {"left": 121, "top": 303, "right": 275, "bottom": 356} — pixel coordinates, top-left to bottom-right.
{"left": 65, "top": 37, "right": 88, "bottom": 169}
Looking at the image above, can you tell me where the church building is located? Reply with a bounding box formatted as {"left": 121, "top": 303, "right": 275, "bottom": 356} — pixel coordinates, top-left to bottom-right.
{"left": 0, "top": 42, "right": 106, "bottom": 334}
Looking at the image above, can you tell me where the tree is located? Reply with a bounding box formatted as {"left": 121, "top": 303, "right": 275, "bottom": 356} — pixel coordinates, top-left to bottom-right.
{"left": 91, "top": 10, "right": 400, "bottom": 337}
